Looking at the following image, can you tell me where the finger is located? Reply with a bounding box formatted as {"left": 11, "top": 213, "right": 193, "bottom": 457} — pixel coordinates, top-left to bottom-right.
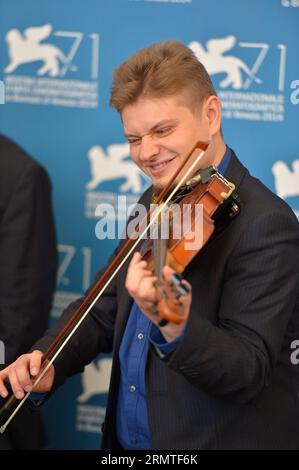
{"left": 15, "top": 358, "right": 33, "bottom": 392}
{"left": 8, "top": 366, "right": 25, "bottom": 399}
{"left": 128, "top": 264, "right": 152, "bottom": 278}
{"left": 30, "top": 351, "right": 43, "bottom": 377}
{"left": 181, "top": 278, "right": 191, "bottom": 290}
{"left": 128, "top": 260, "right": 149, "bottom": 277}
{"left": 162, "top": 267, "right": 192, "bottom": 293}
{"left": 162, "top": 265, "right": 175, "bottom": 282}
{"left": 130, "top": 251, "right": 142, "bottom": 265}
{"left": 139, "top": 299, "right": 156, "bottom": 311}
{"left": 126, "top": 271, "right": 157, "bottom": 295}
{"left": 176, "top": 277, "right": 191, "bottom": 298}
{"left": 139, "top": 276, "right": 158, "bottom": 299}
{"left": 0, "top": 369, "right": 9, "bottom": 397}
{"left": 127, "top": 258, "right": 149, "bottom": 282}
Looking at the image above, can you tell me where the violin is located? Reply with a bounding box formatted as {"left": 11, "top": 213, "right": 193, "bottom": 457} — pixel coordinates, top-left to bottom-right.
{"left": 0, "top": 140, "right": 240, "bottom": 431}
{"left": 140, "top": 165, "right": 240, "bottom": 325}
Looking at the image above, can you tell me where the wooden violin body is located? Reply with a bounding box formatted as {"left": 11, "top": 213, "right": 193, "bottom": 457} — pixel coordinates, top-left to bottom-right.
{"left": 140, "top": 167, "right": 240, "bottom": 324}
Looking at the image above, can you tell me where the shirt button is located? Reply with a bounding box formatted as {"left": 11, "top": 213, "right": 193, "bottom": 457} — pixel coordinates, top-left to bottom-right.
{"left": 131, "top": 438, "right": 138, "bottom": 445}
{"left": 129, "top": 385, "right": 136, "bottom": 393}
{"left": 137, "top": 333, "right": 144, "bottom": 340}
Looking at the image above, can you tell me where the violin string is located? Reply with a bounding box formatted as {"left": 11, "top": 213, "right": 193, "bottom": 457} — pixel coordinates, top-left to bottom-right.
{"left": 0, "top": 148, "right": 207, "bottom": 433}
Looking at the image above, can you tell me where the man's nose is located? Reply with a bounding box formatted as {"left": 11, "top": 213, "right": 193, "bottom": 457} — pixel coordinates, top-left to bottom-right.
{"left": 138, "top": 134, "right": 159, "bottom": 161}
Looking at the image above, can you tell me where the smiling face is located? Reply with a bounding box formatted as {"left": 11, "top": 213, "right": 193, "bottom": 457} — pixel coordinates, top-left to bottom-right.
{"left": 122, "top": 92, "right": 224, "bottom": 189}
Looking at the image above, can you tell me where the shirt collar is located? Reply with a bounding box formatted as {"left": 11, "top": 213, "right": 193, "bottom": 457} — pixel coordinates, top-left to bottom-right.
{"left": 217, "top": 145, "right": 231, "bottom": 176}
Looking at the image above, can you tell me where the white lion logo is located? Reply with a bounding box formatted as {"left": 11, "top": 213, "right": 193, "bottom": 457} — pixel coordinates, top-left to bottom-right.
{"left": 77, "top": 358, "right": 112, "bottom": 403}
{"left": 189, "top": 36, "right": 262, "bottom": 90}
{"left": 272, "top": 160, "right": 299, "bottom": 200}
{"left": 5, "top": 24, "right": 67, "bottom": 77}
{"left": 86, "top": 143, "right": 147, "bottom": 193}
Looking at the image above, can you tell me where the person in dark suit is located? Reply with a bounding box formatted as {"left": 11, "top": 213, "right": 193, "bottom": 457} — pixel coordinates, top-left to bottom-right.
{"left": 0, "top": 135, "right": 57, "bottom": 449}
{"left": 1, "top": 41, "right": 299, "bottom": 450}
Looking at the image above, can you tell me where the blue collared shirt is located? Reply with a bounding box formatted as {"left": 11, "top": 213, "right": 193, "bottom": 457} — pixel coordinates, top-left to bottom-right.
{"left": 116, "top": 146, "right": 231, "bottom": 449}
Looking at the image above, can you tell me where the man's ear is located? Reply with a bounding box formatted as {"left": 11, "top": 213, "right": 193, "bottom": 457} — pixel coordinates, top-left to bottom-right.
{"left": 204, "top": 95, "right": 222, "bottom": 136}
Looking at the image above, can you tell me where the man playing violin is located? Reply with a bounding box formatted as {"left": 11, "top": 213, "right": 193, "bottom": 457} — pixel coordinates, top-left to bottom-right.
{"left": 1, "top": 40, "right": 299, "bottom": 450}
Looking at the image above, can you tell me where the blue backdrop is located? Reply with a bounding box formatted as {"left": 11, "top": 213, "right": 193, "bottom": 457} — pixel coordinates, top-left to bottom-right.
{"left": 0, "top": 0, "right": 298, "bottom": 449}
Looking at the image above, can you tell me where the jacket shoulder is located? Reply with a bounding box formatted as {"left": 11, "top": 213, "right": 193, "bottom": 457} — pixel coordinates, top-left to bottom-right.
{"left": 228, "top": 150, "right": 299, "bottom": 227}
{"left": 0, "top": 134, "right": 50, "bottom": 208}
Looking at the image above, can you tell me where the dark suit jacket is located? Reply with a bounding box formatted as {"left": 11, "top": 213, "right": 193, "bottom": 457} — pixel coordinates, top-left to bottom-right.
{"left": 34, "top": 151, "right": 299, "bottom": 450}
{"left": 0, "top": 135, "right": 57, "bottom": 449}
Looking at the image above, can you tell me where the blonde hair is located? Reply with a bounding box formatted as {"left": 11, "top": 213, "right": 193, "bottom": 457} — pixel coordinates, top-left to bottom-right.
{"left": 110, "top": 40, "right": 216, "bottom": 113}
